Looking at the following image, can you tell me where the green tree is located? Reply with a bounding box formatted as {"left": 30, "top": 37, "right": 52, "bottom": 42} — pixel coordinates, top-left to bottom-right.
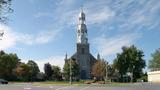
{"left": 44, "top": 63, "right": 53, "bottom": 80}
{"left": 15, "top": 63, "right": 30, "bottom": 81}
{"left": 113, "top": 45, "right": 146, "bottom": 82}
{"left": 0, "top": 50, "right": 20, "bottom": 80}
{"left": 27, "top": 60, "right": 40, "bottom": 81}
{"left": 36, "top": 72, "right": 45, "bottom": 81}
{"left": 149, "top": 48, "right": 160, "bottom": 70}
{"left": 0, "top": 0, "right": 13, "bottom": 23}
{"left": 113, "top": 54, "right": 128, "bottom": 81}
{"left": 107, "top": 65, "right": 117, "bottom": 80}
{"left": 52, "top": 65, "right": 62, "bottom": 81}
{"left": 63, "top": 59, "right": 79, "bottom": 81}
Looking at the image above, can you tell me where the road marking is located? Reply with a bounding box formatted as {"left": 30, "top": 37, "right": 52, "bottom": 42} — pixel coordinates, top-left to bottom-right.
{"left": 34, "top": 86, "right": 41, "bottom": 87}
{"left": 49, "top": 86, "right": 54, "bottom": 89}
{"left": 80, "top": 85, "right": 92, "bottom": 90}
{"left": 24, "top": 87, "right": 32, "bottom": 90}
{"left": 55, "top": 86, "right": 74, "bottom": 90}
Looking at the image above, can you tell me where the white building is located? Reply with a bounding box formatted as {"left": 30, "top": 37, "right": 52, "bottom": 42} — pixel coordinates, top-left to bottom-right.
{"left": 148, "top": 70, "right": 160, "bottom": 83}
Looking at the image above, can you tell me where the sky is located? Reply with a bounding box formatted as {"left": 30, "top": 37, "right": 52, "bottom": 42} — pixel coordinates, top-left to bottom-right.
{"left": 0, "top": 0, "right": 160, "bottom": 72}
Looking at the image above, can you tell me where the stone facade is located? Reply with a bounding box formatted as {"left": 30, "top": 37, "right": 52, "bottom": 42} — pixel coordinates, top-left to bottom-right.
{"left": 70, "top": 43, "right": 97, "bottom": 79}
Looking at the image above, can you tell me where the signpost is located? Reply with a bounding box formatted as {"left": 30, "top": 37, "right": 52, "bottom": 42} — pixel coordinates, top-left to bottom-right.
{"left": 105, "top": 61, "right": 108, "bottom": 83}
{"left": 69, "top": 59, "right": 72, "bottom": 84}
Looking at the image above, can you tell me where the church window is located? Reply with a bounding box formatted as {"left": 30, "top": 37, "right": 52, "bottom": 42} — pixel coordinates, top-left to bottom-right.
{"left": 85, "top": 30, "right": 87, "bottom": 33}
{"left": 78, "top": 30, "right": 80, "bottom": 33}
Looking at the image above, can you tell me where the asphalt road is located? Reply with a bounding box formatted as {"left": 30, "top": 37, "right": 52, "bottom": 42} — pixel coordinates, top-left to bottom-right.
{"left": 0, "top": 83, "right": 160, "bottom": 90}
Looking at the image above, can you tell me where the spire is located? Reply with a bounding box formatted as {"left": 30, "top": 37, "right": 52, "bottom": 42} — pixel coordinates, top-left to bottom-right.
{"left": 65, "top": 53, "right": 68, "bottom": 60}
{"left": 97, "top": 53, "right": 101, "bottom": 60}
{"left": 77, "top": 9, "right": 88, "bottom": 44}
{"left": 79, "top": 9, "right": 85, "bottom": 24}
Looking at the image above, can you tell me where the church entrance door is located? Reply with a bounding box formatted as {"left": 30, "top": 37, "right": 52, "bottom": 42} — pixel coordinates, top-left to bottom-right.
{"left": 81, "top": 70, "right": 86, "bottom": 79}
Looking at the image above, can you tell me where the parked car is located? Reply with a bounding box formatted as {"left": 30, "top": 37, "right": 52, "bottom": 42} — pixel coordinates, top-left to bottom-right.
{"left": 0, "top": 79, "right": 8, "bottom": 84}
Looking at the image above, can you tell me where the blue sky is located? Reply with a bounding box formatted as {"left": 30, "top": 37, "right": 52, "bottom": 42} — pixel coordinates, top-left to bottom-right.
{"left": 0, "top": 0, "right": 160, "bottom": 72}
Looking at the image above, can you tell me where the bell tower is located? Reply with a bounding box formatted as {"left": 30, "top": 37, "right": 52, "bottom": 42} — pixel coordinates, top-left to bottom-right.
{"left": 69, "top": 9, "right": 97, "bottom": 80}
{"left": 77, "top": 9, "right": 88, "bottom": 44}
{"left": 76, "top": 9, "right": 90, "bottom": 79}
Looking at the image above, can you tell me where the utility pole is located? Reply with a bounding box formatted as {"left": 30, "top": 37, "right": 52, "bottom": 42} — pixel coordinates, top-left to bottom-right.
{"left": 131, "top": 71, "right": 133, "bottom": 83}
{"left": 69, "top": 59, "right": 72, "bottom": 84}
{"left": 131, "top": 65, "right": 135, "bottom": 83}
{"left": 105, "top": 61, "right": 108, "bottom": 83}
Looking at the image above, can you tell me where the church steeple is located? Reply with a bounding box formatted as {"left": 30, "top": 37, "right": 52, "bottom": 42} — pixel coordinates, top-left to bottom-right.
{"left": 65, "top": 53, "right": 68, "bottom": 60}
{"left": 97, "top": 53, "right": 101, "bottom": 60}
{"left": 68, "top": 9, "right": 97, "bottom": 79}
{"left": 77, "top": 9, "right": 88, "bottom": 44}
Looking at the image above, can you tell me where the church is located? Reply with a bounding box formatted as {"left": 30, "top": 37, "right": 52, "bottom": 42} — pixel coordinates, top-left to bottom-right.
{"left": 64, "top": 10, "right": 99, "bottom": 79}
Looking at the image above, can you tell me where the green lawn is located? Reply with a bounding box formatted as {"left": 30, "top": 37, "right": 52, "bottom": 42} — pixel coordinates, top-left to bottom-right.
{"left": 37, "top": 81, "right": 82, "bottom": 84}
{"left": 105, "top": 82, "right": 134, "bottom": 86}
{"left": 11, "top": 81, "right": 135, "bottom": 86}
{"left": 27, "top": 81, "right": 84, "bottom": 86}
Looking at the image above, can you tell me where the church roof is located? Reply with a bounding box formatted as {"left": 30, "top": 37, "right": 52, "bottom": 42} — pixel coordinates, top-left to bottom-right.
{"left": 70, "top": 52, "right": 97, "bottom": 62}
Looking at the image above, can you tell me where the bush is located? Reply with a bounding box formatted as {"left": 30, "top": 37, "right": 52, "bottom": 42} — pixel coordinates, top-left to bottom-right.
{"left": 97, "top": 81, "right": 105, "bottom": 84}
{"left": 80, "top": 80, "right": 95, "bottom": 84}
{"left": 137, "top": 75, "right": 148, "bottom": 82}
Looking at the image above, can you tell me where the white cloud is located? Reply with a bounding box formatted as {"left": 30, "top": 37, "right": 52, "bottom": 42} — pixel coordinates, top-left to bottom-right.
{"left": 0, "top": 24, "right": 60, "bottom": 49}
{"left": 34, "top": 12, "right": 53, "bottom": 18}
{"left": 34, "top": 0, "right": 115, "bottom": 27}
{"left": 92, "top": 33, "right": 140, "bottom": 57}
{"left": 35, "top": 30, "right": 60, "bottom": 44}
{"left": 111, "top": 0, "right": 160, "bottom": 32}
{"left": 33, "top": 0, "right": 159, "bottom": 33}
{"left": 86, "top": 7, "right": 115, "bottom": 25}
{"left": 28, "top": 0, "right": 44, "bottom": 3}
{"left": 0, "top": 25, "right": 16, "bottom": 50}
{"left": 33, "top": 0, "right": 159, "bottom": 34}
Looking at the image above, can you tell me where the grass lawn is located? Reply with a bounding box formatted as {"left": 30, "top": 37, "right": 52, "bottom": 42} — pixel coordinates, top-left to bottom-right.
{"left": 28, "top": 81, "right": 85, "bottom": 86}
{"left": 36, "top": 81, "right": 82, "bottom": 84}
{"left": 11, "top": 81, "right": 136, "bottom": 86}
{"left": 105, "top": 82, "right": 135, "bottom": 86}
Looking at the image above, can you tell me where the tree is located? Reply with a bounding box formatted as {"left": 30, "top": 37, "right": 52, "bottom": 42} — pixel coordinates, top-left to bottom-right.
{"left": 0, "top": 0, "right": 13, "bottom": 23}
{"left": 52, "top": 65, "right": 62, "bottom": 81}
{"left": 91, "top": 59, "right": 106, "bottom": 80}
{"left": 15, "top": 61, "right": 40, "bottom": 82}
{"left": 15, "top": 63, "right": 30, "bottom": 81}
{"left": 113, "top": 45, "right": 146, "bottom": 82}
{"left": 27, "top": 60, "right": 40, "bottom": 81}
{"left": 36, "top": 72, "right": 45, "bottom": 81}
{"left": 0, "top": 50, "right": 20, "bottom": 80}
{"left": 113, "top": 55, "right": 128, "bottom": 82}
{"left": 63, "top": 59, "right": 79, "bottom": 81}
{"left": 107, "top": 65, "right": 117, "bottom": 80}
{"left": 44, "top": 63, "right": 53, "bottom": 80}
{"left": 149, "top": 48, "right": 160, "bottom": 71}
